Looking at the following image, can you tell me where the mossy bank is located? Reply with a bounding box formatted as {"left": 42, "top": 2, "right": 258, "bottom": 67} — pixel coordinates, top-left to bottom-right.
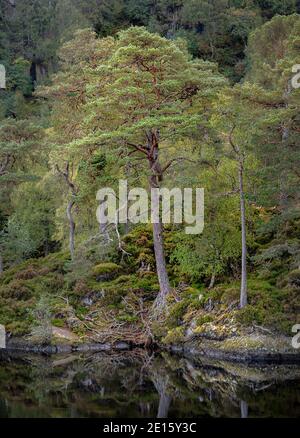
{"left": 0, "top": 224, "right": 299, "bottom": 362}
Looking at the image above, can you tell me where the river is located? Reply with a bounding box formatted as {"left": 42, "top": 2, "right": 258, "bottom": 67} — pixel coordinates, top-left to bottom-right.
{"left": 0, "top": 350, "right": 299, "bottom": 418}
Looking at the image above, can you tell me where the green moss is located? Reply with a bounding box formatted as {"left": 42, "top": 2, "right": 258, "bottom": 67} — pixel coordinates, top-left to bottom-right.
{"left": 236, "top": 305, "right": 265, "bottom": 325}
{"left": 51, "top": 318, "right": 65, "bottom": 328}
{"left": 162, "top": 326, "right": 185, "bottom": 344}
{"left": 196, "top": 315, "right": 215, "bottom": 326}
{"left": 114, "top": 275, "right": 133, "bottom": 284}
{"left": 221, "top": 287, "right": 240, "bottom": 305}
{"left": 75, "top": 305, "right": 89, "bottom": 318}
{"left": 166, "top": 300, "right": 190, "bottom": 329}
{"left": 92, "top": 263, "right": 120, "bottom": 278}
{"left": 100, "top": 286, "right": 128, "bottom": 306}
{"left": 116, "top": 314, "right": 139, "bottom": 323}
{"left": 221, "top": 336, "right": 265, "bottom": 351}
{"left": 182, "top": 287, "right": 203, "bottom": 300}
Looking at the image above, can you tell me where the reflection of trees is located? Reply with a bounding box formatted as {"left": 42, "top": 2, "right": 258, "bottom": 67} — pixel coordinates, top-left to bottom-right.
{"left": 0, "top": 351, "right": 299, "bottom": 418}
{"left": 240, "top": 401, "right": 248, "bottom": 418}
{"left": 151, "top": 372, "right": 172, "bottom": 418}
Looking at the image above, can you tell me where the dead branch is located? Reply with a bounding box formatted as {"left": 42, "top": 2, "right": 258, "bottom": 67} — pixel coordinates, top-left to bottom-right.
{"left": 55, "top": 162, "right": 78, "bottom": 196}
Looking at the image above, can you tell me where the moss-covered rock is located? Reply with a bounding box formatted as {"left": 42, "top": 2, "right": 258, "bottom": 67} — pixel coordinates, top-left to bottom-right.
{"left": 92, "top": 263, "right": 121, "bottom": 281}
{"left": 163, "top": 326, "right": 186, "bottom": 345}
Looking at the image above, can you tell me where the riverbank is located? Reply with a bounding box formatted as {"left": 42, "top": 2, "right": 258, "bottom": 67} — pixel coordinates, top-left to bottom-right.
{"left": 3, "top": 332, "right": 300, "bottom": 364}
{"left": 0, "top": 226, "right": 299, "bottom": 363}
{"left": 169, "top": 334, "right": 300, "bottom": 364}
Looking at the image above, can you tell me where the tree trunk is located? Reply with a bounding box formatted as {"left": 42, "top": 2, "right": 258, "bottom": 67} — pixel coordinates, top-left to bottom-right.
{"left": 279, "top": 81, "right": 292, "bottom": 210}
{"left": 153, "top": 221, "right": 171, "bottom": 306}
{"left": 150, "top": 179, "right": 171, "bottom": 309}
{"left": 208, "top": 272, "right": 216, "bottom": 289}
{"left": 239, "top": 161, "right": 248, "bottom": 308}
{"left": 44, "top": 241, "right": 49, "bottom": 257}
{"left": 56, "top": 163, "right": 78, "bottom": 260}
{"left": 0, "top": 253, "right": 3, "bottom": 275}
{"left": 124, "top": 221, "right": 129, "bottom": 235}
{"left": 67, "top": 200, "right": 76, "bottom": 260}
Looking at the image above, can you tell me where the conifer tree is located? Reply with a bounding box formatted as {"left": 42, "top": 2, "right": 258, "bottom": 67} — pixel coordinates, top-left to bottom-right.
{"left": 75, "top": 27, "right": 225, "bottom": 309}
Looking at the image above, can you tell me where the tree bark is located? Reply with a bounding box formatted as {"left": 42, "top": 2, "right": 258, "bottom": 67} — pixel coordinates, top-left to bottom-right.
{"left": 153, "top": 221, "right": 171, "bottom": 306}
{"left": 145, "top": 131, "right": 171, "bottom": 310}
{"left": 279, "top": 80, "right": 292, "bottom": 210}
{"left": 56, "top": 163, "right": 78, "bottom": 260}
{"left": 239, "top": 161, "right": 248, "bottom": 308}
{"left": 150, "top": 176, "right": 171, "bottom": 309}
{"left": 127, "top": 131, "right": 171, "bottom": 309}
{"left": 208, "top": 272, "right": 216, "bottom": 289}
{"left": 67, "top": 200, "right": 76, "bottom": 260}
{"left": 0, "top": 253, "right": 3, "bottom": 275}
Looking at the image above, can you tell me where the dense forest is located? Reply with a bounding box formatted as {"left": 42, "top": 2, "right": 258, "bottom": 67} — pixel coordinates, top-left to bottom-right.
{"left": 0, "top": 0, "right": 299, "bottom": 351}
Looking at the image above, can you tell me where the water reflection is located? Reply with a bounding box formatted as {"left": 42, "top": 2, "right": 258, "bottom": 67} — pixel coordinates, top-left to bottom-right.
{"left": 0, "top": 350, "right": 299, "bottom": 418}
{"left": 240, "top": 400, "right": 248, "bottom": 418}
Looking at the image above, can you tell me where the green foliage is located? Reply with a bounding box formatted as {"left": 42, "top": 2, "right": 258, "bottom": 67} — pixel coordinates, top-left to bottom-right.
{"left": 51, "top": 318, "right": 65, "bottom": 328}
{"left": 29, "top": 295, "right": 53, "bottom": 345}
{"left": 162, "top": 326, "right": 185, "bottom": 345}
{"left": 196, "top": 314, "right": 215, "bottom": 326}
{"left": 0, "top": 3, "right": 299, "bottom": 345}
{"left": 0, "top": 252, "right": 69, "bottom": 335}
{"left": 172, "top": 196, "right": 247, "bottom": 283}
{"left": 166, "top": 300, "right": 190, "bottom": 329}
{"left": 92, "top": 263, "right": 121, "bottom": 278}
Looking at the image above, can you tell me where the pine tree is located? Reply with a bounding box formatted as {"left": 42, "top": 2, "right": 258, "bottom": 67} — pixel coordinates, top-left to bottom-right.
{"left": 73, "top": 27, "right": 225, "bottom": 310}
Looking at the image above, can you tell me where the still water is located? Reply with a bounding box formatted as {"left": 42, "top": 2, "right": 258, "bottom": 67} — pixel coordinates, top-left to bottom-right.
{"left": 0, "top": 350, "right": 299, "bottom": 418}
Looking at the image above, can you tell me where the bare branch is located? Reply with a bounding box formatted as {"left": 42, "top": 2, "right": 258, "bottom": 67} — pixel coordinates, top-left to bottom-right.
{"left": 162, "top": 156, "right": 199, "bottom": 173}
{"left": 126, "top": 142, "right": 149, "bottom": 157}
{"left": 55, "top": 162, "right": 77, "bottom": 196}
{"left": 228, "top": 124, "right": 240, "bottom": 156}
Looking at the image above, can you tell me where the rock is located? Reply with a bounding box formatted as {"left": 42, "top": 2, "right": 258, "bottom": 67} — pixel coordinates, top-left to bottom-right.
{"left": 52, "top": 327, "right": 79, "bottom": 342}
{"left": 74, "top": 343, "right": 112, "bottom": 352}
{"left": 81, "top": 291, "right": 102, "bottom": 307}
{"left": 179, "top": 334, "right": 300, "bottom": 364}
{"left": 115, "top": 342, "right": 130, "bottom": 350}
{"left": 92, "top": 263, "right": 120, "bottom": 282}
{"left": 55, "top": 345, "right": 73, "bottom": 354}
{"left": 82, "top": 378, "right": 93, "bottom": 387}
{"left": 170, "top": 345, "right": 184, "bottom": 353}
